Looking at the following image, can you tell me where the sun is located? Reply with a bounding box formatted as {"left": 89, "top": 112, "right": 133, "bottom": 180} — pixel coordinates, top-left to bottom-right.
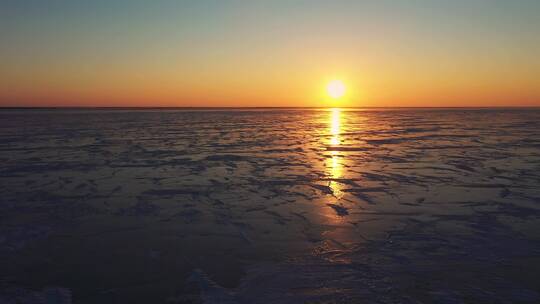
{"left": 327, "top": 80, "right": 346, "bottom": 99}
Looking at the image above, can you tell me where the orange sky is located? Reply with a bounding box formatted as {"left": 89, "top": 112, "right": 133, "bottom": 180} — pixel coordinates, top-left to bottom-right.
{"left": 1, "top": 1, "right": 539, "bottom": 107}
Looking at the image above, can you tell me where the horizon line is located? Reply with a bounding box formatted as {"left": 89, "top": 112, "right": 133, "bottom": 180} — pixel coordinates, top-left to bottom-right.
{"left": 1, "top": 106, "right": 540, "bottom": 110}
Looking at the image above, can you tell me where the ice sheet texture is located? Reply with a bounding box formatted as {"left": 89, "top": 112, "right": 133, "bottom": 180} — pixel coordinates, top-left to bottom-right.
{"left": 1, "top": 108, "right": 540, "bottom": 303}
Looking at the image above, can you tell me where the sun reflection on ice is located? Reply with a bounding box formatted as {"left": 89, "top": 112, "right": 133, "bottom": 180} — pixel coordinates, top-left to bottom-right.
{"left": 330, "top": 108, "right": 341, "bottom": 139}
{"left": 328, "top": 108, "right": 343, "bottom": 198}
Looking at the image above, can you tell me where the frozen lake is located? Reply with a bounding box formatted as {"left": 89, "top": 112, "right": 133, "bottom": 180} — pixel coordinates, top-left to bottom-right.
{"left": 1, "top": 108, "right": 540, "bottom": 303}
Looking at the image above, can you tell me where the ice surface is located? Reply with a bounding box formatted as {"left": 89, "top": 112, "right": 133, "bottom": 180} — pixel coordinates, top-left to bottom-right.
{"left": 1, "top": 108, "right": 540, "bottom": 303}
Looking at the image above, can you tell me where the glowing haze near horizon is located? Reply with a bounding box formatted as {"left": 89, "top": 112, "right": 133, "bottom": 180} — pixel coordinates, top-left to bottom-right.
{"left": 1, "top": 0, "right": 539, "bottom": 107}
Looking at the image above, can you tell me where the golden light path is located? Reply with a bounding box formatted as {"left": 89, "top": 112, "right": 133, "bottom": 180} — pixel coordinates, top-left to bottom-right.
{"left": 328, "top": 108, "right": 343, "bottom": 198}
{"left": 330, "top": 108, "right": 341, "bottom": 176}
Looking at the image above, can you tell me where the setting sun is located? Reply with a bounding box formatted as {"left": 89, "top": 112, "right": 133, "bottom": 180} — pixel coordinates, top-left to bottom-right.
{"left": 327, "top": 80, "right": 346, "bottom": 99}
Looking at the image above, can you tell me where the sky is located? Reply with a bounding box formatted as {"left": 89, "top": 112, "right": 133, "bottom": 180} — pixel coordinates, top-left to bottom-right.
{"left": 1, "top": 0, "right": 539, "bottom": 107}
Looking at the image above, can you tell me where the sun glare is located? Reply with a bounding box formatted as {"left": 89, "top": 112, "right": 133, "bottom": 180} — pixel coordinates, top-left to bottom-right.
{"left": 327, "top": 80, "right": 346, "bottom": 99}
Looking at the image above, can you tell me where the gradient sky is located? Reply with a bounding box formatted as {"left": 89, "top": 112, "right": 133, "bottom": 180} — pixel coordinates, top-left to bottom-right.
{"left": 1, "top": 0, "right": 539, "bottom": 107}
